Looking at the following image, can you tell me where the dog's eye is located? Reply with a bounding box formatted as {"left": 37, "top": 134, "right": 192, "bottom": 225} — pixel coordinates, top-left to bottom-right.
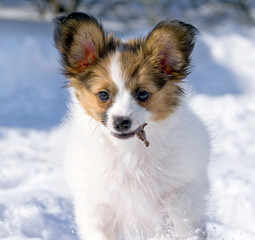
{"left": 136, "top": 90, "right": 150, "bottom": 102}
{"left": 98, "top": 91, "right": 110, "bottom": 102}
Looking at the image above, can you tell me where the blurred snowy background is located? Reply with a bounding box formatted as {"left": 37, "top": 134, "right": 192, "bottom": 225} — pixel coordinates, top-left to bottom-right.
{"left": 0, "top": 0, "right": 255, "bottom": 239}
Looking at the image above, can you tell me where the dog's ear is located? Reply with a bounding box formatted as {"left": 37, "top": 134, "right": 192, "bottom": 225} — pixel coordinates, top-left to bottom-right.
{"left": 144, "top": 20, "right": 198, "bottom": 81}
{"left": 53, "top": 12, "right": 106, "bottom": 76}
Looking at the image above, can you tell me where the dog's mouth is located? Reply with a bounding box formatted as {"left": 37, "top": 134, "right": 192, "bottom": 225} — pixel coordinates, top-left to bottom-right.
{"left": 111, "top": 124, "right": 145, "bottom": 140}
{"left": 111, "top": 130, "right": 136, "bottom": 139}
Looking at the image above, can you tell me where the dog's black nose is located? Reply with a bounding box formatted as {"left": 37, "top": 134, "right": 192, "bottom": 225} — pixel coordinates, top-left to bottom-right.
{"left": 113, "top": 117, "right": 132, "bottom": 132}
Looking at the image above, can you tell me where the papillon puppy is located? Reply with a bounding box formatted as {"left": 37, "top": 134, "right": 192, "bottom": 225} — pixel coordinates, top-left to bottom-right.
{"left": 54, "top": 12, "right": 210, "bottom": 240}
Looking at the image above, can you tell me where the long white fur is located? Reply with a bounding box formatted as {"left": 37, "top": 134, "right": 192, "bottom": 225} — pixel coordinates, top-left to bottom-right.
{"left": 63, "top": 54, "right": 210, "bottom": 240}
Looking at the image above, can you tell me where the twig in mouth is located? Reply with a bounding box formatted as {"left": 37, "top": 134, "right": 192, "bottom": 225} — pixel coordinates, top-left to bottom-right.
{"left": 136, "top": 123, "right": 150, "bottom": 147}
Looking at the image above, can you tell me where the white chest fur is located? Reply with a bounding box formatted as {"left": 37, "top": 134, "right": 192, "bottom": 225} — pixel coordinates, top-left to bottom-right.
{"left": 63, "top": 98, "right": 210, "bottom": 239}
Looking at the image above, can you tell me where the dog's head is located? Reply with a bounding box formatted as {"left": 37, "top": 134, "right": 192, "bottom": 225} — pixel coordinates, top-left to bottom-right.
{"left": 54, "top": 12, "right": 197, "bottom": 140}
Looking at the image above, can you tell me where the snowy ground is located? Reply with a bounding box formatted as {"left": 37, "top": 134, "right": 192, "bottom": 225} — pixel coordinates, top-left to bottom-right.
{"left": 0, "top": 17, "right": 255, "bottom": 240}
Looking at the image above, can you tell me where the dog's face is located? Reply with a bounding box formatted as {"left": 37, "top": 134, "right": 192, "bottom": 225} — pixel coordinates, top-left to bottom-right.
{"left": 54, "top": 13, "right": 197, "bottom": 140}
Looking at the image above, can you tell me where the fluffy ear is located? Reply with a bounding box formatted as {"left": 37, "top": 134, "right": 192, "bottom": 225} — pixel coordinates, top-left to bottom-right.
{"left": 144, "top": 20, "right": 198, "bottom": 81}
{"left": 53, "top": 12, "right": 106, "bottom": 76}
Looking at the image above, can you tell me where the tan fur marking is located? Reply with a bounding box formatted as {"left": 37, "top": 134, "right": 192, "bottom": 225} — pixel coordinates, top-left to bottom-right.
{"left": 119, "top": 48, "right": 181, "bottom": 121}
{"left": 76, "top": 87, "right": 110, "bottom": 122}
{"left": 70, "top": 55, "right": 117, "bottom": 122}
{"left": 142, "top": 82, "right": 180, "bottom": 121}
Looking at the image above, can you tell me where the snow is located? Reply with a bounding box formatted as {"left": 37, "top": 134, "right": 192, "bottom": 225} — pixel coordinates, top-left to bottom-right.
{"left": 0, "top": 15, "right": 255, "bottom": 240}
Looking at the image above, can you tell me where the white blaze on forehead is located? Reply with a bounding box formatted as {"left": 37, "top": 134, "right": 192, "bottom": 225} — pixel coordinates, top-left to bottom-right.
{"left": 107, "top": 52, "right": 151, "bottom": 132}
{"left": 109, "top": 52, "right": 132, "bottom": 116}
{"left": 110, "top": 52, "right": 125, "bottom": 93}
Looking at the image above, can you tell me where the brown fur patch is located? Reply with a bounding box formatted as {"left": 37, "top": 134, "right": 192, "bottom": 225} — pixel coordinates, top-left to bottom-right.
{"left": 70, "top": 55, "right": 118, "bottom": 123}
{"left": 118, "top": 47, "right": 182, "bottom": 121}
{"left": 141, "top": 82, "right": 181, "bottom": 121}
{"left": 54, "top": 13, "right": 120, "bottom": 123}
{"left": 114, "top": 20, "right": 197, "bottom": 121}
